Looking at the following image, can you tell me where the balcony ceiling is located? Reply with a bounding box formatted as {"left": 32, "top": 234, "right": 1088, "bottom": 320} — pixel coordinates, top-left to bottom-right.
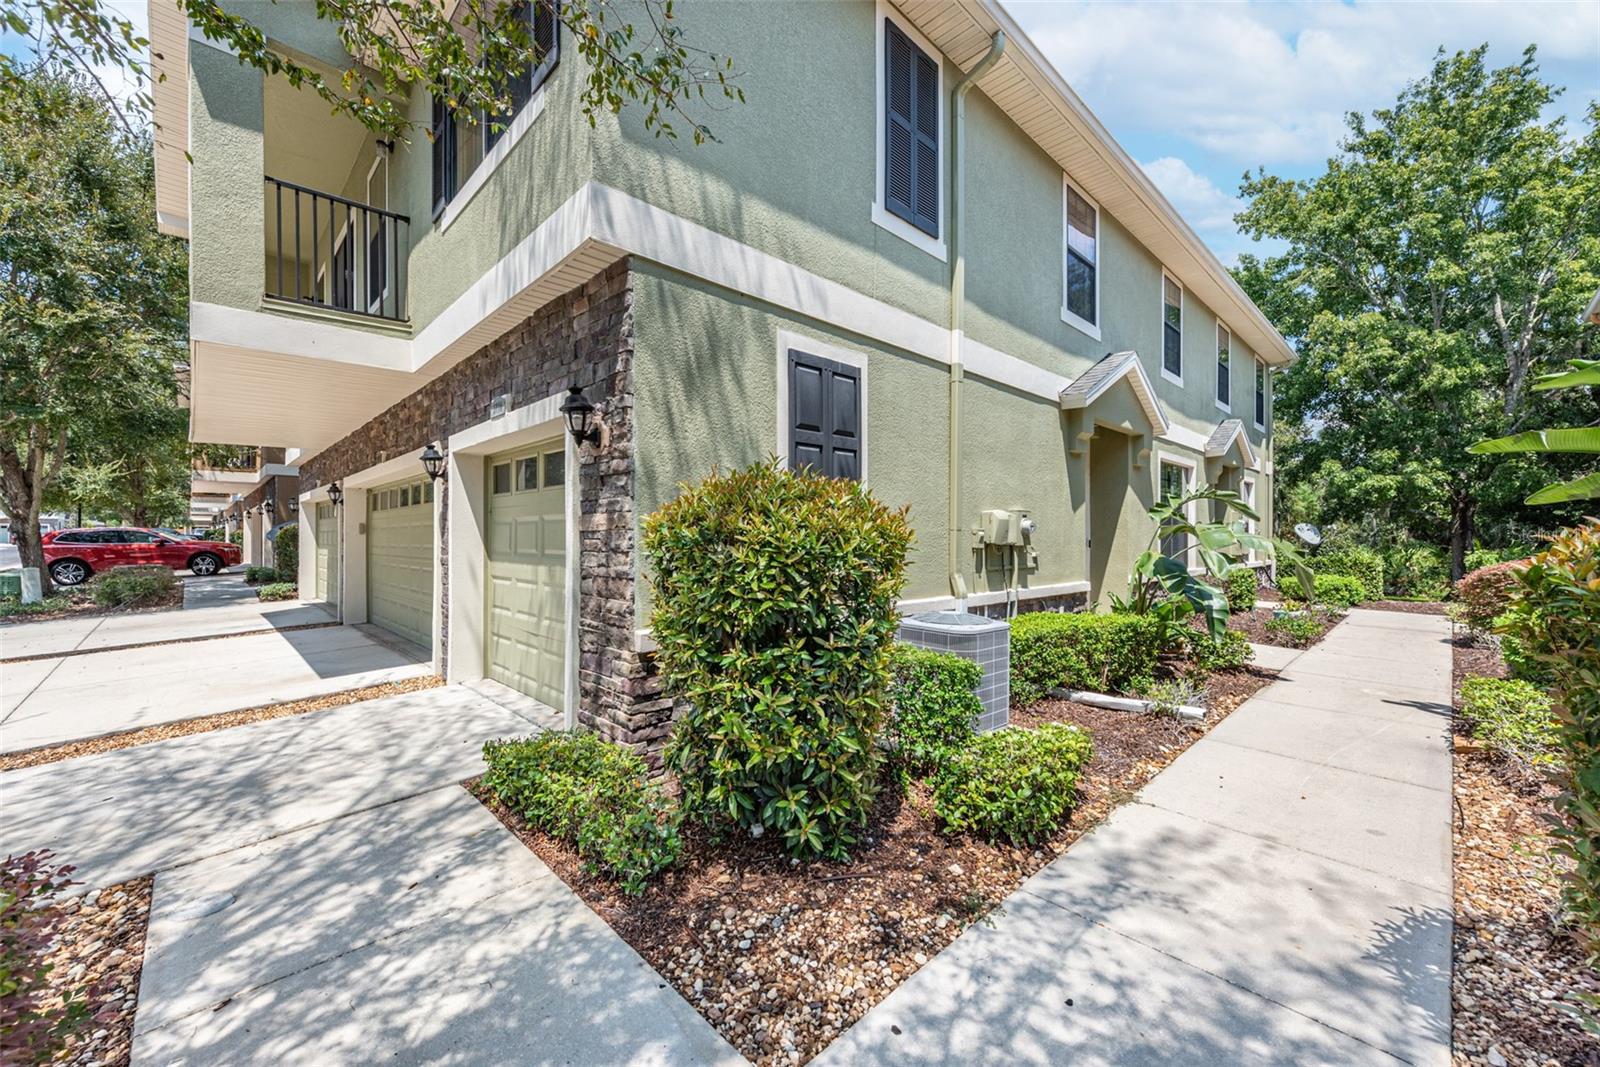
{"left": 263, "top": 76, "right": 370, "bottom": 200}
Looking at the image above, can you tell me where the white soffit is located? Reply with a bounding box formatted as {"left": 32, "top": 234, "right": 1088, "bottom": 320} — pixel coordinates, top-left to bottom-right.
{"left": 149, "top": 0, "right": 189, "bottom": 238}
{"left": 188, "top": 341, "right": 418, "bottom": 451}
{"left": 895, "top": 0, "right": 1294, "bottom": 367}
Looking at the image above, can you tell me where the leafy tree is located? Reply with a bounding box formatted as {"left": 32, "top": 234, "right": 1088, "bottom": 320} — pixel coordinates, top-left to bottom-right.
{"left": 1235, "top": 46, "right": 1600, "bottom": 579}
{"left": 0, "top": 66, "right": 188, "bottom": 591}
{"left": 2, "top": 0, "right": 743, "bottom": 144}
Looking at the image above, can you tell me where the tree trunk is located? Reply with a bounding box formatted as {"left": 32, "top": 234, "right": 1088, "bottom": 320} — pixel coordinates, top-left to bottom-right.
{"left": 1449, "top": 492, "right": 1475, "bottom": 583}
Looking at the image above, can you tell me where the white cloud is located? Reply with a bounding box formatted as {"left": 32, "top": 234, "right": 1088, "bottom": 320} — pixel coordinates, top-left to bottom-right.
{"left": 1008, "top": 0, "right": 1600, "bottom": 167}
{"left": 1140, "top": 156, "right": 1242, "bottom": 232}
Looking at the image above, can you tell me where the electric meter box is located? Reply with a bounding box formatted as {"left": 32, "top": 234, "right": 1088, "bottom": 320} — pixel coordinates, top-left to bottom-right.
{"left": 980, "top": 509, "right": 1033, "bottom": 546}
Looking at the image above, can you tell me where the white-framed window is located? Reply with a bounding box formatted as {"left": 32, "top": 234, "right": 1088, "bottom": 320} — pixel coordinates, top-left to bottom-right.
{"left": 432, "top": 0, "right": 559, "bottom": 230}
{"left": 1157, "top": 456, "right": 1195, "bottom": 560}
{"left": 1161, "top": 272, "right": 1183, "bottom": 384}
{"left": 1239, "top": 475, "right": 1258, "bottom": 561}
{"left": 872, "top": 1, "right": 945, "bottom": 261}
{"left": 1215, "top": 323, "right": 1232, "bottom": 411}
{"left": 1062, "top": 176, "right": 1100, "bottom": 339}
{"left": 1254, "top": 358, "right": 1268, "bottom": 429}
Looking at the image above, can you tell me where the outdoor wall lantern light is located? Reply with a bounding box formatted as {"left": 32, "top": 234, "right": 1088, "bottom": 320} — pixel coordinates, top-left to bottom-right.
{"left": 420, "top": 443, "right": 446, "bottom": 482}
{"left": 287, "top": 498, "right": 298, "bottom": 514}
{"left": 327, "top": 481, "right": 344, "bottom": 507}
{"left": 559, "top": 385, "right": 602, "bottom": 446}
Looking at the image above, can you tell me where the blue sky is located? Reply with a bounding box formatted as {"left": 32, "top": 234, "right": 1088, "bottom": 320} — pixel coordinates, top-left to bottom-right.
{"left": 7, "top": 0, "right": 1597, "bottom": 267}
{"left": 1005, "top": 0, "right": 1600, "bottom": 264}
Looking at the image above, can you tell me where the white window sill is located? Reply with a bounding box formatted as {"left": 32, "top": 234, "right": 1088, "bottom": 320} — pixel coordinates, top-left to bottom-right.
{"left": 1161, "top": 367, "right": 1184, "bottom": 388}
{"left": 437, "top": 86, "right": 549, "bottom": 235}
{"left": 1060, "top": 307, "right": 1101, "bottom": 342}
{"left": 870, "top": 203, "right": 946, "bottom": 262}
{"left": 1214, "top": 398, "right": 1232, "bottom": 414}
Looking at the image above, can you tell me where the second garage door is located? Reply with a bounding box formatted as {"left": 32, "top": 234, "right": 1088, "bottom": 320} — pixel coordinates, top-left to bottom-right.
{"left": 314, "top": 502, "right": 340, "bottom": 604}
{"left": 366, "top": 478, "right": 434, "bottom": 649}
{"left": 485, "top": 441, "right": 567, "bottom": 708}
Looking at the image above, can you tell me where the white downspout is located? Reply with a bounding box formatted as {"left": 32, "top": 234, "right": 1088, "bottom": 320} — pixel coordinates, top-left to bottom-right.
{"left": 948, "top": 31, "right": 1006, "bottom": 611}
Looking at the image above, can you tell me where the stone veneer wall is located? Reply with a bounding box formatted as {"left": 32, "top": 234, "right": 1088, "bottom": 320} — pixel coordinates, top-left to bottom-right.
{"left": 240, "top": 472, "right": 299, "bottom": 529}
{"left": 297, "top": 259, "right": 669, "bottom": 751}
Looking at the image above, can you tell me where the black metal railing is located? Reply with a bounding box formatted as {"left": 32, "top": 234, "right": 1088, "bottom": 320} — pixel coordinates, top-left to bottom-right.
{"left": 264, "top": 175, "right": 410, "bottom": 322}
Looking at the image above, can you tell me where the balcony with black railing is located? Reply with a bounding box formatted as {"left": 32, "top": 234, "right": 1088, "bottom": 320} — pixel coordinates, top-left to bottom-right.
{"left": 264, "top": 176, "right": 410, "bottom": 323}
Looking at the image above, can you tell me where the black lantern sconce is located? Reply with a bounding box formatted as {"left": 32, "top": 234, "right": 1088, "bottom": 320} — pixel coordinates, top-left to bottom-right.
{"left": 420, "top": 443, "right": 446, "bottom": 482}
{"left": 559, "top": 385, "right": 602, "bottom": 446}
{"left": 287, "top": 497, "right": 299, "bottom": 515}
{"left": 327, "top": 481, "right": 344, "bottom": 507}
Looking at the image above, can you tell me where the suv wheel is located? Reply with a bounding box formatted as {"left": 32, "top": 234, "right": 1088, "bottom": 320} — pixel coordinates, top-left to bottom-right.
{"left": 188, "top": 552, "right": 223, "bottom": 576}
{"left": 49, "top": 559, "right": 90, "bottom": 587}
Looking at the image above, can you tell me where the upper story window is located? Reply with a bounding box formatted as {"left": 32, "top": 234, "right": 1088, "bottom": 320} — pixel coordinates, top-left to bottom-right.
{"left": 431, "top": 0, "right": 559, "bottom": 220}
{"left": 1254, "top": 358, "right": 1268, "bottom": 428}
{"left": 1215, "top": 323, "right": 1231, "bottom": 411}
{"left": 1063, "top": 178, "right": 1099, "bottom": 338}
{"left": 873, "top": 6, "right": 943, "bottom": 260}
{"left": 1161, "top": 273, "right": 1182, "bottom": 383}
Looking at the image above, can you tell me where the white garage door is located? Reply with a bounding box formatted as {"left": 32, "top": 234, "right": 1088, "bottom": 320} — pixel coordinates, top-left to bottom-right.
{"left": 314, "top": 503, "right": 340, "bottom": 604}
{"left": 485, "top": 441, "right": 567, "bottom": 708}
{"left": 366, "top": 478, "right": 434, "bottom": 650}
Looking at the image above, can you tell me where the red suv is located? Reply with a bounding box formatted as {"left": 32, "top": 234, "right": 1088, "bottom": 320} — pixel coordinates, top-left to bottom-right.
{"left": 42, "top": 527, "right": 242, "bottom": 586}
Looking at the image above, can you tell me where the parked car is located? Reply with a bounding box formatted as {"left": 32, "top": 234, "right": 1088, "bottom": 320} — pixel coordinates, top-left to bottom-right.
{"left": 41, "top": 527, "right": 242, "bottom": 586}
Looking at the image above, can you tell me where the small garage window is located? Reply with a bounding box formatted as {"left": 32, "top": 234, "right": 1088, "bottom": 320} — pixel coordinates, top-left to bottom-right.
{"left": 518, "top": 456, "right": 538, "bottom": 491}
{"left": 543, "top": 450, "right": 565, "bottom": 487}
{"left": 492, "top": 462, "right": 512, "bottom": 494}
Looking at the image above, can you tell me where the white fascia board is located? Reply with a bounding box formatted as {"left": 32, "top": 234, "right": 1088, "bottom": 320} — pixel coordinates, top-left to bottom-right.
{"left": 191, "top": 302, "right": 412, "bottom": 372}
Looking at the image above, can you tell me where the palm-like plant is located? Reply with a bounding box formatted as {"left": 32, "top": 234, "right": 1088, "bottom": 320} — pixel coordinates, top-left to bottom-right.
{"left": 1117, "top": 486, "right": 1314, "bottom": 640}
{"left": 1469, "top": 359, "right": 1600, "bottom": 504}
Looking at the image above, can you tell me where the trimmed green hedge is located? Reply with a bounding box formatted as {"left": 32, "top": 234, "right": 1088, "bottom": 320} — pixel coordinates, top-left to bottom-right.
{"left": 886, "top": 645, "right": 980, "bottom": 772}
{"left": 932, "top": 723, "right": 1093, "bottom": 844}
{"left": 1186, "top": 627, "right": 1252, "bottom": 673}
{"left": 1225, "top": 567, "right": 1259, "bottom": 614}
{"left": 273, "top": 522, "right": 299, "bottom": 583}
{"left": 1010, "top": 611, "right": 1163, "bottom": 705}
{"left": 1279, "top": 573, "right": 1364, "bottom": 609}
{"left": 482, "top": 731, "right": 682, "bottom": 895}
{"left": 1315, "top": 547, "right": 1383, "bottom": 601}
{"left": 256, "top": 582, "right": 297, "bottom": 602}
{"left": 1460, "top": 676, "right": 1556, "bottom": 765}
{"left": 644, "top": 461, "right": 913, "bottom": 860}
{"left": 90, "top": 565, "right": 176, "bottom": 608}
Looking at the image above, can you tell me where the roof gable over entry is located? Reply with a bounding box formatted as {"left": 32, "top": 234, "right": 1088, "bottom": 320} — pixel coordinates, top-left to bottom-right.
{"left": 1205, "top": 418, "right": 1258, "bottom": 470}
{"left": 1059, "top": 351, "right": 1168, "bottom": 436}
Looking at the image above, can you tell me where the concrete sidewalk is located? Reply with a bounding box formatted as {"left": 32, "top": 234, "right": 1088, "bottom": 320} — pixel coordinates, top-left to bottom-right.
{"left": 0, "top": 595, "right": 334, "bottom": 661}
{"left": 824, "top": 607, "right": 1453, "bottom": 1066}
{"left": 1, "top": 624, "right": 429, "bottom": 754}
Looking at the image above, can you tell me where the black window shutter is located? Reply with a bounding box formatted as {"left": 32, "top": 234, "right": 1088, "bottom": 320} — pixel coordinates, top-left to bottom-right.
{"left": 430, "top": 97, "right": 456, "bottom": 217}
{"left": 789, "top": 350, "right": 862, "bottom": 481}
{"left": 884, "top": 20, "right": 937, "bottom": 238}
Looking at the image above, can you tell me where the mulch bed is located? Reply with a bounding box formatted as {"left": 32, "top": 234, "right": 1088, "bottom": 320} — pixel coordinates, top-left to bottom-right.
{"left": 42, "top": 875, "right": 153, "bottom": 1067}
{"left": 1365, "top": 599, "right": 1450, "bottom": 615}
{"left": 0, "top": 586, "right": 183, "bottom": 626}
{"left": 0, "top": 675, "right": 443, "bottom": 772}
{"left": 1225, "top": 604, "right": 1339, "bottom": 648}
{"left": 470, "top": 664, "right": 1279, "bottom": 1067}
{"left": 1451, "top": 631, "right": 1599, "bottom": 1066}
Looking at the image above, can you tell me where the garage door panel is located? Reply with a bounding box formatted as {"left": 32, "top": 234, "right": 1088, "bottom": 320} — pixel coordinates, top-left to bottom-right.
{"left": 367, "top": 480, "right": 434, "bottom": 650}
{"left": 486, "top": 444, "right": 566, "bottom": 709}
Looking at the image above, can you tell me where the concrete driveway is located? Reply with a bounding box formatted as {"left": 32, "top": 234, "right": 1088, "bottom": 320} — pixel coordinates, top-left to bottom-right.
{"left": 0, "top": 683, "right": 737, "bottom": 1066}
{"left": 1, "top": 623, "right": 431, "bottom": 754}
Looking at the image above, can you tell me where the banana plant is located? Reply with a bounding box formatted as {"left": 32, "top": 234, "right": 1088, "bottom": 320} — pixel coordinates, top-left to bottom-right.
{"left": 1115, "top": 486, "right": 1314, "bottom": 640}
{"left": 1469, "top": 358, "right": 1600, "bottom": 504}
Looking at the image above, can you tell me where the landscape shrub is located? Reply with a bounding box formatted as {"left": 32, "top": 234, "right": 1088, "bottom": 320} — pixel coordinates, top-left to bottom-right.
{"left": 1315, "top": 547, "right": 1384, "bottom": 601}
{"left": 1465, "top": 544, "right": 1536, "bottom": 573}
{"left": 643, "top": 461, "right": 913, "bottom": 860}
{"left": 931, "top": 723, "right": 1093, "bottom": 844}
{"left": 481, "top": 731, "right": 682, "bottom": 894}
{"left": 1225, "top": 567, "right": 1259, "bottom": 614}
{"left": 0, "top": 851, "right": 89, "bottom": 1065}
{"left": 1460, "top": 676, "right": 1557, "bottom": 765}
{"left": 1264, "top": 612, "right": 1322, "bottom": 647}
{"left": 885, "top": 645, "right": 980, "bottom": 773}
{"left": 1009, "top": 611, "right": 1164, "bottom": 705}
{"left": 1184, "top": 627, "right": 1252, "bottom": 674}
{"left": 1499, "top": 520, "right": 1600, "bottom": 959}
{"left": 1143, "top": 677, "right": 1206, "bottom": 717}
{"left": 1276, "top": 573, "right": 1362, "bottom": 609}
{"left": 256, "top": 582, "right": 297, "bottom": 602}
{"left": 243, "top": 565, "right": 277, "bottom": 584}
{"left": 89, "top": 565, "right": 176, "bottom": 608}
{"left": 1492, "top": 617, "right": 1551, "bottom": 687}
{"left": 228, "top": 529, "right": 242, "bottom": 546}
{"left": 1456, "top": 561, "right": 1525, "bottom": 633}
{"left": 273, "top": 523, "right": 298, "bottom": 583}
{"left": 1379, "top": 540, "right": 1448, "bottom": 599}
